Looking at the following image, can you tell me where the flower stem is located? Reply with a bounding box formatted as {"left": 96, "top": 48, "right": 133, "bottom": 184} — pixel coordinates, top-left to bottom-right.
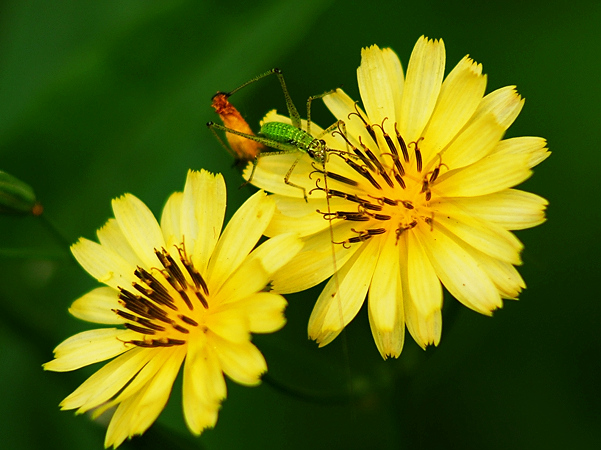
{"left": 37, "top": 210, "right": 75, "bottom": 263}
{"left": 262, "top": 372, "right": 354, "bottom": 405}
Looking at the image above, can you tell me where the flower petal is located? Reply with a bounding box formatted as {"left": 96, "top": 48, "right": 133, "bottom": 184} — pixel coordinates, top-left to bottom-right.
{"left": 400, "top": 232, "right": 442, "bottom": 349}
{"left": 438, "top": 112, "right": 505, "bottom": 170}
{"left": 207, "top": 190, "right": 274, "bottom": 292}
{"left": 399, "top": 36, "right": 445, "bottom": 143}
{"left": 71, "top": 238, "right": 137, "bottom": 290}
{"left": 160, "top": 191, "right": 183, "bottom": 249}
{"left": 246, "top": 152, "right": 317, "bottom": 199}
{"left": 445, "top": 189, "right": 548, "bottom": 230}
{"left": 264, "top": 194, "right": 335, "bottom": 238}
{"left": 323, "top": 89, "right": 378, "bottom": 150}
{"left": 222, "top": 292, "right": 287, "bottom": 333}
{"left": 270, "top": 224, "right": 358, "bottom": 293}
{"left": 474, "top": 85, "right": 524, "bottom": 129}
{"left": 491, "top": 136, "right": 550, "bottom": 168}
{"left": 207, "top": 308, "right": 250, "bottom": 344}
{"left": 112, "top": 193, "right": 165, "bottom": 269}
{"left": 308, "top": 237, "right": 380, "bottom": 346}
{"left": 406, "top": 229, "right": 443, "bottom": 318}
{"left": 404, "top": 302, "right": 442, "bottom": 349}
{"left": 59, "top": 347, "right": 151, "bottom": 412}
{"left": 97, "top": 218, "right": 142, "bottom": 268}
{"left": 462, "top": 245, "right": 526, "bottom": 300}
{"left": 381, "top": 47, "right": 405, "bottom": 117}
{"left": 212, "top": 336, "right": 266, "bottom": 386}
{"left": 367, "top": 230, "right": 405, "bottom": 359}
{"left": 182, "top": 340, "right": 225, "bottom": 435}
{"left": 421, "top": 55, "right": 487, "bottom": 163}
{"left": 215, "top": 232, "right": 303, "bottom": 303}
{"left": 358, "top": 45, "right": 399, "bottom": 133}
{"left": 69, "top": 287, "right": 123, "bottom": 324}
{"left": 435, "top": 149, "right": 532, "bottom": 197}
{"left": 182, "top": 170, "right": 226, "bottom": 273}
{"left": 105, "top": 347, "right": 185, "bottom": 448}
{"left": 434, "top": 204, "right": 524, "bottom": 265}
{"left": 417, "top": 225, "right": 502, "bottom": 315}
{"left": 44, "top": 328, "right": 137, "bottom": 372}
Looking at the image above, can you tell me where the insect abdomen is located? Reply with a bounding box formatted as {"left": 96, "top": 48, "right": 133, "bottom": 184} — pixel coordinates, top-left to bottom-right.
{"left": 260, "top": 122, "right": 314, "bottom": 151}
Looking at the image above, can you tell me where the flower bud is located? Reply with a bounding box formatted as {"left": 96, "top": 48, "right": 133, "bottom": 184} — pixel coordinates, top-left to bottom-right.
{"left": 0, "top": 171, "right": 39, "bottom": 215}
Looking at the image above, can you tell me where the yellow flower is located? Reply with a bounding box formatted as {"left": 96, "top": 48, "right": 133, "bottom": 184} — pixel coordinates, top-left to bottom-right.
{"left": 44, "top": 169, "right": 302, "bottom": 448}
{"left": 246, "top": 36, "right": 549, "bottom": 359}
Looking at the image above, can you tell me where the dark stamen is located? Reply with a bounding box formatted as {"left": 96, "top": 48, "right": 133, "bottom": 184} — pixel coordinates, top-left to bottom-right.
{"left": 349, "top": 103, "right": 377, "bottom": 143}
{"left": 425, "top": 216, "right": 434, "bottom": 230}
{"left": 381, "top": 197, "right": 398, "bottom": 206}
{"left": 429, "top": 166, "right": 440, "bottom": 183}
{"left": 361, "top": 201, "right": 383, "bottom": 211}
{"left": 155, "top": 249, "right": 187, "bottom": 291}
{"left": 364, "top": 148, "right": 394, "bottom": 188}
{"left": 372, "top": 213, "right": 392, "bottom": 221}
{"left": 134, "top": 317, "right": 164, "bottom": 332}
{"left": 171, "top": 322, "right": 190, "bottom": 334}
{"left": 358, "top": 166, "right": 382, "bottom": 190}
{"left": 345, "top": 157, "right": 372, "bottom": 178}
{"left": 382, "top": 127, "right": 406, "bottom": 177}
{"left": 134, "top": 267, "right": 172, "bottom": 299}
{"left": 326, "top": 171, "right": 359, "bottom": 186}
{"left": 347, "top": 235, "right": 372, "bottom": 244}
{"left": 177, "top": 246, "right": 209, "bottom": 296}
{"left": 412, "top": 138, "right": 424, "bottom": 172}
{"left": 341, "top": 212, "right": 371, "bottom": 221}
{"left": 114, "top": 309, "right": 137, "bottom": 322}
{"left": 128, "top": 338, "right": 186, "bottom": 348}
{"left": 127, "top": 270, "right": 176, "bottom": 309}
{"left": 179, "top": 315, "right": 199, "bottom": 326}
{"left": 394, "top": 173, "right": 406, "bottom": 189}
{"left": 118, "top": 288, "right": 139, "bottom": 302}
{"left": 394, "top": 123, "right": 410, "bottom": 163}
{"left": 119, "top": 293, "right": 170, "bottom": 322}
{"left": 318, "top": 210, "right": 369, "bottom": 221}
{"left": 128, "top": 340, "right": 157, "bottom": 347}
{"left": 145, "top": 288, "right": 177, "bottom": 311}
{"left": 366, "top": 228, "right": 387, "bottom": 236}
{"left": 395, "top": 220, "right": 418, "bottom": 243}
{"left": 327, "top": 189, "right": 365, "bottom": 204}
{"left": 124, "top": 323, "right": 156, "bottom": 335}
{"left": 195, "top": 291, "right": 209, "bottom": 309}
{"left": 331, "top": 127, "right": 376, "bottom": 172}
{"left": 340, "top": 155, "right": 381, "bottom": 190}
{"left": 178, "top": 290, "right": 194, "bottom": 310}
{"left": 353, "top": 148, "right": 375, "bottom": 172}
{"left": 131, "top": 282, "right": 154, "bottom": 299}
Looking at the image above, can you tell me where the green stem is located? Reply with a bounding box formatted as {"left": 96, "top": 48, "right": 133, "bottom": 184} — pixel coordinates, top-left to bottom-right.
{"left": 37, "top": 211, "right": 75, "bottom": 263}
{"left": 262, "top": 372, "right": 353, "bottom": 405}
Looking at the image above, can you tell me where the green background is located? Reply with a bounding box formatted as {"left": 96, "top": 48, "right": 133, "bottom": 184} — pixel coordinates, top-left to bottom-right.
{"left": 1, "top": 0, "right": 599, "bottom": 449}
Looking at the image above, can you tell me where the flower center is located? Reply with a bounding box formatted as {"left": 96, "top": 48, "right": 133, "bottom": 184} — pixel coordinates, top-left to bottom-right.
{"left": 316, "top": 117, "right": 444, "bottom": 247}
{"left": 114, "top": 243, "right": 210, "bottom": 348}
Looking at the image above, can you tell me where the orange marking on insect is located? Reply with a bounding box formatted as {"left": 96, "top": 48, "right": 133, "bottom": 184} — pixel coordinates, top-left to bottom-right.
{"left": 211, "top": 93, "right": 266, "bottom": 163}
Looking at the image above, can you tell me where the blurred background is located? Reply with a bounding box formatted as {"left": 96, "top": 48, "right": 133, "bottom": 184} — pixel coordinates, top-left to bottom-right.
{"left": 0, "top": 0, "right": 599, "bottom": 449}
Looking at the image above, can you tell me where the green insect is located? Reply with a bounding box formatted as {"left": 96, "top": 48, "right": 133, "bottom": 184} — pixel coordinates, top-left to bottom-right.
{"left": 207, "top": 68, "right": 343, "bottom": 201}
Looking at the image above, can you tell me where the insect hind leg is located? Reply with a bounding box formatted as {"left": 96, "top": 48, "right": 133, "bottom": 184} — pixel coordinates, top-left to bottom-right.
{"left": 282, "top": 155, "right": 308, "bottom": 202}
